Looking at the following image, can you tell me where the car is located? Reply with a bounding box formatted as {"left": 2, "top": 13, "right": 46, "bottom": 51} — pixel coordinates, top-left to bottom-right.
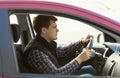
{"left": 0, "top": 0, "right": 120, "bottom": 78}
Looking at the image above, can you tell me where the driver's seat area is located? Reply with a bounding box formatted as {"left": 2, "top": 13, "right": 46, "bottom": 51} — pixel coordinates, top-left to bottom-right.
{"left": 11, "top": 24, "right": 30, "bottom": 73}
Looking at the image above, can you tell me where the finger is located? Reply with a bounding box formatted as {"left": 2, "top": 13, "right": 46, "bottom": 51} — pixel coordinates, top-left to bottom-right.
{"left": 86, "top": 49, "right": 92, "bottom": 52}
{"left": 86, "top": 39, "right": 90, "bottom": 42}
{"left": 88, "top": 34, "right": 93, "bottom": 37}
{"left": 88, "top": 52, "right": 92, "bottom": 58}
{"left": 87, "top": 35, "right": 93, "bottom": 39}
{"left": 87, "top": 53, "right": 91, "bottom": 59}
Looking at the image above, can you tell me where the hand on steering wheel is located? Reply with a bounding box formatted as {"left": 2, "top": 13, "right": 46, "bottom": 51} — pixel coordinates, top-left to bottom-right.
{"left": 85, "top": 37, "right": 102, "bottom": 58}
{"left": 86, "top": 37, "right": 94, "bottom": 50}
{"left": 85, "top": 37, "right": 96, "bottom": 58}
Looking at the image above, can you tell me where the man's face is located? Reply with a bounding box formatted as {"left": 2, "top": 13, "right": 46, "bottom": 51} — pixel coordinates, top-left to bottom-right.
{"left": 44, "top": 20, "right": 59, "bottom": 42}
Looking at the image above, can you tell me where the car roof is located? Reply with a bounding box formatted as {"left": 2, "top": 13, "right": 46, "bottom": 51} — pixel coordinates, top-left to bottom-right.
{"left": 0, "top": 0, "right": 120, "bottom": 33}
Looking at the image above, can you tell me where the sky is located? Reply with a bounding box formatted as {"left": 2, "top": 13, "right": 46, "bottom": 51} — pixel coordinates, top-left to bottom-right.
{"left": 44, "top": 0, "right": 120, "bottom": 22}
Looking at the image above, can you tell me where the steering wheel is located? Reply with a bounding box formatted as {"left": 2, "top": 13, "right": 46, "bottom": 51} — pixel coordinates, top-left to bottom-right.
{"left": 86, "top": 37, "right": 94, "bottom": 50}
{"left": 85, "top": 37, "right": 96, "bottom": 58}
{"left": 76, "top": 37, "right": 95, "bottom": 57}
{"left": 86, "top": 37, "right": 102, "bottom": 58}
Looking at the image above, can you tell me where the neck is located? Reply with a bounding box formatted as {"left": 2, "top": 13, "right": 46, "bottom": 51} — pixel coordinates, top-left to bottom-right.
{"left": 40, "top": 34, "right": 51, "bottom": 43}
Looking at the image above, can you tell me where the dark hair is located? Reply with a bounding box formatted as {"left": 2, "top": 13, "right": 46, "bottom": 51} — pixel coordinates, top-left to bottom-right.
{"left": 33, "top": 15, "right": 57, "bottom": 35}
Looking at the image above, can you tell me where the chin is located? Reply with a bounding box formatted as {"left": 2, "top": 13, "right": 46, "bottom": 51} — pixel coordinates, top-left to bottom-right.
{"left": 54, "top": 37, "right": 57, "bottom": 40}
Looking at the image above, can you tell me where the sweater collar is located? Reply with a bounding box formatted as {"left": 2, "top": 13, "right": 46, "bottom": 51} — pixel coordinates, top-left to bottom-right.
{"left": 35, "top": 35, "right": 57, "bottom": 52}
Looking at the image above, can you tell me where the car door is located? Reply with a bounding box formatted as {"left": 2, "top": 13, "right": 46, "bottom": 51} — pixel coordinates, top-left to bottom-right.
{"left": 0, "top": 1, "right": 120, "bottom": 78}
{"left": 8, "top": 9, "right": 120, "bottom": 77}
{"left": 0, "top": 9, "right": 19, "bottom": 77}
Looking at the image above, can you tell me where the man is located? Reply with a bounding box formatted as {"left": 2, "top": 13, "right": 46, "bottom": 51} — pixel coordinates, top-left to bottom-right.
{"left": 23, "top": 15, "right": 95, "bottom": 75}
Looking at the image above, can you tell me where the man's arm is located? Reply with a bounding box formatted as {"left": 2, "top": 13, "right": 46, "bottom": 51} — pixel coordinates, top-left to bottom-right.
{"left": 57, "top": 40, "right": 83, "bottom": 58}
{"left": 56, "top": 35, "right": 93, "bottom": 58}
{"left": 27, "top": 49, "right": 80, "bottom": 74}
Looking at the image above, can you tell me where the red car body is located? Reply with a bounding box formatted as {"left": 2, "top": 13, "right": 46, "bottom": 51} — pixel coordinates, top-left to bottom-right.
{"left": 0, "top": 0, "right": 120, "bottom": 78}
{"left": 0, "top": 0, "right": 120, "bottom": 33}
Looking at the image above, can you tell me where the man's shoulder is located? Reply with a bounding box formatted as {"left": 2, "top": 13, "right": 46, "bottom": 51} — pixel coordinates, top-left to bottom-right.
{"left": 24, "top": 38, "right": 43, "bottom": 52}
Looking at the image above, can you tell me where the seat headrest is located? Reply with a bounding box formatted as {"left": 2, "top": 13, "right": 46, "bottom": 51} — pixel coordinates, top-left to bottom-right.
{"left": 11, "top": 24, "right": 21, "bottom": 42}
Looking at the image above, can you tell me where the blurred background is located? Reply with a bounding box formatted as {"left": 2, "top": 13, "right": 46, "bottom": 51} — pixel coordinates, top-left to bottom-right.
{"left": 45, "top": 0, "right": 120, "bottom": 22}
{"left": 10, "top": 0, "right": 120, "bottom": 45}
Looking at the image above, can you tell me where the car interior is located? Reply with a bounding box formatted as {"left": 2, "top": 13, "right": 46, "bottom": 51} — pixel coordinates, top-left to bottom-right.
{"left": 11, "top": 24, "right": 29, "bottom": 73}
{"left": 9, "top": 10, "right": 120, "bottom": 77}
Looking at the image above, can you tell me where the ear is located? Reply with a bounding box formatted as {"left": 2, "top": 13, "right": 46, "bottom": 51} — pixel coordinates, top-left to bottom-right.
{"left": 41, "top": 27, "right": 47, "bottom": 34}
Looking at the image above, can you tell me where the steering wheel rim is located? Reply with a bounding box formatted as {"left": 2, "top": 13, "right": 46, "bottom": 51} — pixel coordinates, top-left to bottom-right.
{"left": 86, "top": 37, "right": 94, "bottom": 50}
{"left": 86, "top": 37, "right": 97, "bottom": 58}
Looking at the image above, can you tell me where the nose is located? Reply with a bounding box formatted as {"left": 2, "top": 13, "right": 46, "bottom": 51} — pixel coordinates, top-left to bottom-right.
{"left": 57, "top": 28, "right": 59, "bottom": 32}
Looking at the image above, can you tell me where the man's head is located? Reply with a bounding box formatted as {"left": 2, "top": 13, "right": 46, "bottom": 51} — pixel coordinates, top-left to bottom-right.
{"left": 33, "top": 15, "right": 59, "bottom": 42}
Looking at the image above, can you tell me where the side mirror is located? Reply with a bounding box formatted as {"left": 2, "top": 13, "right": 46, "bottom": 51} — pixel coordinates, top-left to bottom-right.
{"left": 97, "top": 33, "right": 105, "bottom": 43}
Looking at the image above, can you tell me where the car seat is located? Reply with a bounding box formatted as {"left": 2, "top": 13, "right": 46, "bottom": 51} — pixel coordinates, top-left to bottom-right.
{"left": 11, "top": 24, "right": 30, "bottom": 73}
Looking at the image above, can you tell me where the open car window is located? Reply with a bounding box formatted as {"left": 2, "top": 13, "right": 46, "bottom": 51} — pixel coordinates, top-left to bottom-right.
{"left": 29, "top": 14, "right": 103, "bottom": 45}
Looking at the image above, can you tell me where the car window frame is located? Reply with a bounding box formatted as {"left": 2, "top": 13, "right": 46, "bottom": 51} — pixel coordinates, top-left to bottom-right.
{"left": 0, "top": 9, "right": 19, "bottom": 75}
{"left": 11, "top": 9, "right": 120, "bottom": 42}
{"left": 1, "top": 8, "right": 119, "bottom": 77}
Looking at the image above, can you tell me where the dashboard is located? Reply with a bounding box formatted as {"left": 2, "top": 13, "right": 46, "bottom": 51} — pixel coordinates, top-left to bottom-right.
{"left": 93, "top": 42, "right": 120, "bottom": 77}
